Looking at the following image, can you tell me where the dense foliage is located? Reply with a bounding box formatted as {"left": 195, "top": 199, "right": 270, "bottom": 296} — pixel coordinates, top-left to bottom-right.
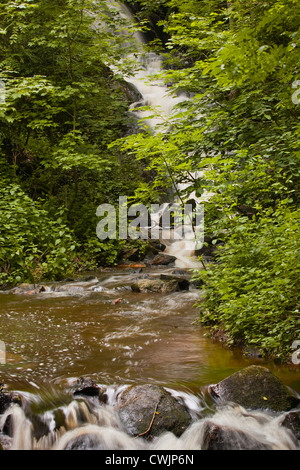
{"left": 0, "top": 0, "right": 144, "bottom": 286}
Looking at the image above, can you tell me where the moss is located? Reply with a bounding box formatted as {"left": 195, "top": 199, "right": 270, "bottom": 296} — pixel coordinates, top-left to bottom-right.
{"left": 209, "top": 366, "right": 300, "bottom": 412}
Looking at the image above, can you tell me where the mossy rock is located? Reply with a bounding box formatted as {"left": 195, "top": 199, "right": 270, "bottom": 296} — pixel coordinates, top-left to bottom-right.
{"left": 0, "top": 388, "right": 22, "bottom": 415}
{"left": 117, "top": 384, "right": 192, "bottom": 439}
{"left": 209, "top": 366, "right": 300, "bottom": 412}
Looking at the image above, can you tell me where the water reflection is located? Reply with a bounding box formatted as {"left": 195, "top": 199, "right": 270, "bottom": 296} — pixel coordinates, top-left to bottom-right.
{"left": 0, "top": 268, "right": 299, "bottom": 395}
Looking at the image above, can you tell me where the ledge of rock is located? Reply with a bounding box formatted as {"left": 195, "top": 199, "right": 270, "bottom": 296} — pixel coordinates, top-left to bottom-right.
{"left": 117, "top": 384, "right": 192, "bottom": 439}
{"left": 131, "top": 278, "right": 179, "bottom": 294}
{"left": 131, "top": 273, "right": 191, "bottom": 293}
{"left": 209, "top": 366, "right": 300, "bottom": 412}
{"left": 159, "top": 274, "right": 190, "bottom": 291}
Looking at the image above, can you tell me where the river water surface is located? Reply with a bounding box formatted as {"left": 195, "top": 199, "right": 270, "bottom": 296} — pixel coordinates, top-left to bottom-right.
{"left": 1, "top": 267, "right": 299, "bottom": 393}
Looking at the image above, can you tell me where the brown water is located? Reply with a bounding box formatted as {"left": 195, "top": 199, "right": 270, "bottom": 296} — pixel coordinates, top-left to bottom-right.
{"left": 0, "top": 267, "right": 299, "bottom": 394}
{"left": 0, "top": 268, "right": 299, "bottom": 450}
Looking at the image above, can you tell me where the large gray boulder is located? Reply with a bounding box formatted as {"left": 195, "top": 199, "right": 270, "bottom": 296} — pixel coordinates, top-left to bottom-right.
{"left": 117, "top": 384, "right": 192, "bottom": 439}
{"left": 209, "top": 366, "right": 300, "bottom": 412}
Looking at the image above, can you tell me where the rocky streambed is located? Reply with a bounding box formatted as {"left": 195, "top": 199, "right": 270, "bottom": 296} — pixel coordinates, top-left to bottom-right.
{"left": 0, "top": 366, "right": 299, "bottom": 450}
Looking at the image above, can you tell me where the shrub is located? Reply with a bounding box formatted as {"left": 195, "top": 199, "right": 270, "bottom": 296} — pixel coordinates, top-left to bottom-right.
{"left": 0, "top": 184, "right": 76, "bottom": 287}
{"left": 194, "top": 203, "right": 300, "bottom": 360}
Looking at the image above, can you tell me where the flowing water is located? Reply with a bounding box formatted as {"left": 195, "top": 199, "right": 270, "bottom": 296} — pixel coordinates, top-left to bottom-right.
{"left": 0, "top": 268, "right": 299, "bottom": 450}
{"left": 0, "top": 3, "right": 299, "bottom": 452}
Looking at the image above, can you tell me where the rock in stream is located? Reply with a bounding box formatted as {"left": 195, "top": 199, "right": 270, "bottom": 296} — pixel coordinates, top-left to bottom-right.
{"left": 117, "top": 384, "right": 192, "bottom": 439}
{"left": 209, "top": 365, "right": 300, "bottom": 412}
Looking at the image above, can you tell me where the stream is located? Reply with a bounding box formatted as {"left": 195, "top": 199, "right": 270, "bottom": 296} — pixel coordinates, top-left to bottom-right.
{"left": 0, "top": 2, "right": 299, "bottom": 453}
{"left": 0, "top": 267, "right": 299, "bottom": 450}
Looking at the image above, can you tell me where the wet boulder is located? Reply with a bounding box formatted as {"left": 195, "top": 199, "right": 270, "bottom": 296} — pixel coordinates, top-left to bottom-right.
{"left": 131, "top": 273, "right": 190, "bottom": 294}
{"left": 121, "top": 247, "right": 142, "bottom": 263}
{"left": 117, "top": 384, "right": 192, "bottom": 439}
{"left": 117, "top": 79, "right": 143, "bottom": 104}
{"left": 131, "top": 279, "right": 163, "bottom": 293}
{"left": 72, "top": 378, "right": 107, "bottom": 404}
{"left": 131, "top": 278, "right": 179, "bottom": 294}
{"left": 209, "top": 366, "right": 300, "bottom": 412}
{"left": 281, "top": 410, "right": 300, "bottom": 440}
{"left": 143, "top": 242, "right": 166, "bottom": 264}
{"left": 159, "top": 274, "right": 190, "bottom": 291}
{"left": 0, "top": 385, "right": 22, "bottom": 415}
{"left": 12, "top": 283, "right": 47, "bottom": 295}
{"left": 147, "top": 254, "right": 176, "bottom": 266}
{"left": 201, "top": 421, "right": 272, "bottom": 450}
{"left": 0, "top": 434, "right": 12, "bottom": 451}
{"left": 171, "top": 270, "right": 204, "bottom": 289}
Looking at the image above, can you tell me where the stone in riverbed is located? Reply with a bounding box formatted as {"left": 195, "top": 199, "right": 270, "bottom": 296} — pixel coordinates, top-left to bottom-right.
{"left": 280, "top": 410, "right": 300, "bottom": 440}
{"left": 117, "top": 384, "right": 192, "bottom": 439}
{"left": 131, "top": 275, "right": 189, "bottom": 294}
{"left": 121, "top": 247, "right": 142, "bottom": 262}
{"left": 0, "top": 434, "right": 12, "bottom": 451}
{"left": 131, "top": 279, "right": 163, "bottom": 293}
{"left": 0, "top": 385, "right": 22, "bottom": 414}
{"left": 147, "top": 254, "right": 176, "bottom": 266}
{"left": 131, "top": 278, "right": 179, "bottom": 293}
{"left": 209, "top": 366, "right": 300, "bottom": 412}
{"left": 12, "top": 283, "right": 47, "bottom": 295}
{"left": 201, "top": 421, "right": 272, "bottom": 450}
{"left": 159, "top": 274, "right": 190, "bottom": 291}
{"left": 72, "top": 377, "right": 107, "bottom": 403}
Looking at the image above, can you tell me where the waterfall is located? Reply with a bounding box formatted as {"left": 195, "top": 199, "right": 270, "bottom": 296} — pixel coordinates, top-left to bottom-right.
{"left": 113, "top": 2, "right": 203, "bottom": 269}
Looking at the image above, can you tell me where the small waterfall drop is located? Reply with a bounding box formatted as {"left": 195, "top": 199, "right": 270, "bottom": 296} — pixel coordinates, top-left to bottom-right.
{"left": 117, "top": 3, "right": 202, "bottom": 269}
{"left": 0, "top": 388, "right": 298, "bottom": 450}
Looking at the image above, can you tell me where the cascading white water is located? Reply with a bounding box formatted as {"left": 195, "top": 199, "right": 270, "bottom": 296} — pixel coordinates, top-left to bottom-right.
{"left": 128, "top": 53, "right": 188, "bottom": 130}
{"left": 115, "top": 2, "right": 202, "bottom": 269}
{"left": 1, "top": 388, "right": 298, "bottom": 450}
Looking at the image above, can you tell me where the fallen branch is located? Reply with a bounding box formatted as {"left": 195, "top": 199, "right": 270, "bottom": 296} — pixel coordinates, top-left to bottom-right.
{"left": 134, "top": 402, "right": 160, "bottom": 439}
